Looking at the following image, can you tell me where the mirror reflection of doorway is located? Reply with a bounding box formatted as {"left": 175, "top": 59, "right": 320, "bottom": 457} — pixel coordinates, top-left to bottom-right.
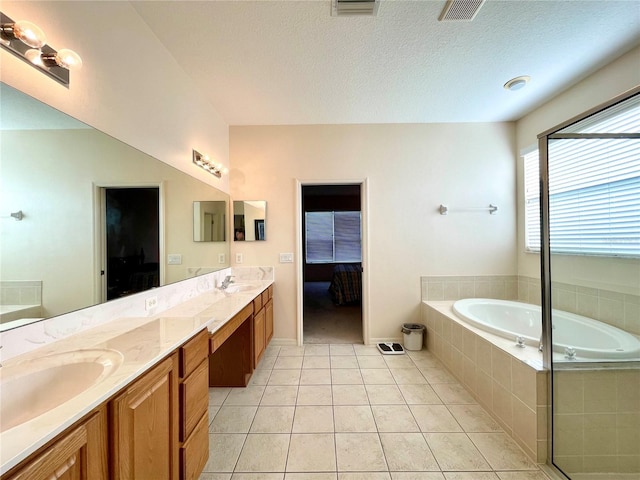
{"left": 101, "top": 187, "right": 160, "bottom": 301}
{"left": 302, "top": 184, "right": 363, "bottom": 344}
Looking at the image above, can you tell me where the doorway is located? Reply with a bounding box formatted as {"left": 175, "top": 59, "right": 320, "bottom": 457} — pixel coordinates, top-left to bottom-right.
{"left": 298, "top": 182, "right": 367, "bottom": 344}
{"left": 98, "top": 187, "right": 161, "bottom": 301}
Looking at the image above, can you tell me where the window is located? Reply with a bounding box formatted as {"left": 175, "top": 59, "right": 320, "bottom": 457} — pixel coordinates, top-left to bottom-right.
{"left": 305, "top": 211, "right": 362, "bottom": 263}
{"left": 524, "top": 98, "right": 640, "bottom": 257}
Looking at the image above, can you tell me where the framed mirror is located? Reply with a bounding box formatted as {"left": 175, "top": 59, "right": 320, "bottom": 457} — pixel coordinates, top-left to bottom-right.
{"left": 233, "top": 201, "right": 267, "bottom": 241}
{"left": 193, "top": 201, "right": 227, "bottom": 242}
{"left": 0, "top": 82, "right": 231, "bottom": 329}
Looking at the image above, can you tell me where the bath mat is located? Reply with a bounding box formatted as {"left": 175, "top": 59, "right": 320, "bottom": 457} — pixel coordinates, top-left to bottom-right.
{"left": 377, "top": 342, "right": 405, "bottom": 355}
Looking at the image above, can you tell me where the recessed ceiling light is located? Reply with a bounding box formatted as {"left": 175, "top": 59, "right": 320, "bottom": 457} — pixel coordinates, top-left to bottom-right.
{"left": 504, "top": 75, "right": 530, "bottom": 91}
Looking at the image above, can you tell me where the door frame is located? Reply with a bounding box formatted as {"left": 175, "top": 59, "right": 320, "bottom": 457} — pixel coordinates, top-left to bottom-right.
{"left": 93, "top": 182, "right": 165, "bottom": 304}
{"left": 295, "top": 178, "right": 370, "bottom": 345}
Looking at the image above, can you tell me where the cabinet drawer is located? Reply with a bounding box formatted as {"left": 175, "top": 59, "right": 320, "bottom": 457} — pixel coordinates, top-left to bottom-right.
{"left": 180, "top": 329, "right": 208, "bottom": 379}
{"left": 253, "top": 294, "right": 263, "bottom": 313}
{"left": 179, "top": 412, "right": 209, "bottom": 480}
{"left": 180, "top": 359, "right": 209, "bottom": 441}
{"left": 261, "top": 289, "right": 270, "bottom": 305}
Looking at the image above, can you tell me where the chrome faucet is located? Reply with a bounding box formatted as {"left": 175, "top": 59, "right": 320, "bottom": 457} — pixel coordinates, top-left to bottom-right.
{"left": 538, "top": 334, "right": 543, "bottom": 352}
{"left": 220, "top": 275, "right": 235, "bottom": 289}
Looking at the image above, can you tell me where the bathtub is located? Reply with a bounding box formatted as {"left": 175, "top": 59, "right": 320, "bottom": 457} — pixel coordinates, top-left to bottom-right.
{"left": 453, "top": 298, "right": 640, "bottom": 361}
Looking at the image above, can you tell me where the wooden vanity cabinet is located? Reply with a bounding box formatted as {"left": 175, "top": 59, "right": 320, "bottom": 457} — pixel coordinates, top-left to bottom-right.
{"left": 3, "top": 331, "right": 212, "bottom": 480}
{"left": 3, "top": 407, "right": 108, "bottom": 480}
{"left": 265, "top": 285, "right": 274, "bottom": 344}
{"left": 253, "top": 305, "right": 266, "bottom": 366}
{"left": 253, "top": 286, "right": 274, "bottom": 368}
{"left": 209, "top": 303, "right": 254, "bottom": 387}
{"left": 109, "top": 354, "right": 179, "bottom": 480}
{"left": 208, "top": 284, "right": 274, "bottom": 385}
{"left": 178, "top": 329, "right": 210, "bottom": 480}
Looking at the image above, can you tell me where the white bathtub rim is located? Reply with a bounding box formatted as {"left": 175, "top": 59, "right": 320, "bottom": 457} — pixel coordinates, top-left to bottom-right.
{"left": 424, "top": 300, "right": 546, "bottom": 371}
{"left": 452, "top": 298, "right": 640, "bottom": 361}
{"left": 424, "top": 300, "right": 640, "bottom": 367}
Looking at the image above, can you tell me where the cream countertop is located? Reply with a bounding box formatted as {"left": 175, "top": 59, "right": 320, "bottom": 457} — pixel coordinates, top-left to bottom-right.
{"left": 0, "top": 279, "right": 273, "bottom": 475}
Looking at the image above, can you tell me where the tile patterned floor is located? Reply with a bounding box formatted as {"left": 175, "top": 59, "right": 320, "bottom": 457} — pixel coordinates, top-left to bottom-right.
{"left": 200, "top": 344, "right": 552, "bottom": 480}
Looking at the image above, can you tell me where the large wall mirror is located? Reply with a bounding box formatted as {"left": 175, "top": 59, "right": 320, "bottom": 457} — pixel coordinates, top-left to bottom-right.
{"left": 0, "top": 82, "right": 230, "bottom": 329}
{"left": 233, "top": 201, "right": 267, "bottom": 241}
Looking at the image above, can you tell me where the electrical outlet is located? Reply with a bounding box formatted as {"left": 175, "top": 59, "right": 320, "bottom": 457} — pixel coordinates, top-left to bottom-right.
{"left": 167, "top": 254, "right": 182, "bottom": 265}
{"left": 279, "top": 253, "right": 294, "bottom": 263}
{"left": 236, "top": 253, "right": 243, "bottom": 264}
{"left": 218, "top": 253, "right": 226, "bottom": 264}
{"left": 145, "top": 296, "right": 158, "bottom": 311}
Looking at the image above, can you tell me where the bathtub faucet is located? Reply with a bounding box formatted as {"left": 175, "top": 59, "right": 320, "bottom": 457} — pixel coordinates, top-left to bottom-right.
{"left": 538, "top": 335, "right": 543, "bottom": 352}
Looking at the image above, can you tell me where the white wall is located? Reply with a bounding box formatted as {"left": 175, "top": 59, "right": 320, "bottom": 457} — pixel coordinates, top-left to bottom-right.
{"left": 230, "top": 123, "right": 517, "bottom": 343}
{"left": 515, "top": 46, "right": 640, "bottom": 293}
{"left": 0, "top": 1, "right": 229, "bottom": 193}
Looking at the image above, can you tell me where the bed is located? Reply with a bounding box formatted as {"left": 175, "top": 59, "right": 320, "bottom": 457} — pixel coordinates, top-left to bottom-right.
{"left": 328, "top": 263, "right": 362, "bottom": 305}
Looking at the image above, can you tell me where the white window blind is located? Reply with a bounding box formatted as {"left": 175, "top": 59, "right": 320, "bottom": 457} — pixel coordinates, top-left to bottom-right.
{"left": 305, "top": 211, "right": 362, "bottom": 263}
{"left": 524, "top": 100, "right": 640, "bottom": 257}
{"left": 524, "top": 150, "right": 541, "bottom": 252}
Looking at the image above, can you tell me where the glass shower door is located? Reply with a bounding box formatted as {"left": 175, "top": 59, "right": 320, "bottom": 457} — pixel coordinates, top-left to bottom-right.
{"left": 539, "top": 90, "right": 640, "bottom": 479}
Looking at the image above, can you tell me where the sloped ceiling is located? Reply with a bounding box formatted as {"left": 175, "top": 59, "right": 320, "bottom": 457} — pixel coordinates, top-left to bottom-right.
{"left": 132, "top": 0, "right": 640, "bottom": 125}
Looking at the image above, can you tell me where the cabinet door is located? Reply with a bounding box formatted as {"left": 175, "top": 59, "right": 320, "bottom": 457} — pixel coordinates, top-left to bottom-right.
{"left": 5, "top": 407, "right": 108, "bottom": 480}
{"left": 265, "top": 298, "right": 274, "bottom": 345}
{"left": 110, "top": 355, "right": 179, "bottom": 480}
{"left": 254, "top": 307, "right": 266, "bottom": 367}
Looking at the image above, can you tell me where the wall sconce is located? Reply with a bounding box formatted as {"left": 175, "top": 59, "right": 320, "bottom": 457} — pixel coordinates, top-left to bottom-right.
{"left": 193, "top": 149, "right": 226, "bottom": 178}
{"left": 0, "top": 11, "right": 82, "bottom": 86}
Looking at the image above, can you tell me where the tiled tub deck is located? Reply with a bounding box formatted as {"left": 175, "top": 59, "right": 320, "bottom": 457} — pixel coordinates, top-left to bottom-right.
{"left": 422, "top": 301, "right": 549, "bottom": 463}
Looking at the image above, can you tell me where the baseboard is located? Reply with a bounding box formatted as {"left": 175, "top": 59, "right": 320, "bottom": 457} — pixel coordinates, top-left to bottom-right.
{"left": 269, "top": 337, "right": 298, "bottom": 347}
{"left": 370, "top": 337, "right": 403, "bottom": 345}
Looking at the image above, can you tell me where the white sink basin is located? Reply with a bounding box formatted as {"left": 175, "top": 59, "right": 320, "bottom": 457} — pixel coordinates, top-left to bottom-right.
{"left": 224, "top": 283, "right": 257, "bottom": 293}
{"left": 0, "top": 349, "right": 123, "bottom": 432}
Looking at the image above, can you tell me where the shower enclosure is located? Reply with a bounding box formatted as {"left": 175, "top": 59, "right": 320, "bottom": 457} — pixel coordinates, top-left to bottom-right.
{"left": 538, "top": 87, "right": 640, "bottom": 479}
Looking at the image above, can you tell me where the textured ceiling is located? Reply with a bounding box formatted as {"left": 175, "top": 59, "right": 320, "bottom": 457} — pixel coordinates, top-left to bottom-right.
{"left": 132, "top": 0, "right": 640, "bottom": 125}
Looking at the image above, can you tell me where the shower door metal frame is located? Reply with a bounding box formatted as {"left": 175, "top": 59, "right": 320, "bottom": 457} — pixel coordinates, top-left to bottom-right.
{"left": 537, "top": 84, "right": 640, "bottom": 479}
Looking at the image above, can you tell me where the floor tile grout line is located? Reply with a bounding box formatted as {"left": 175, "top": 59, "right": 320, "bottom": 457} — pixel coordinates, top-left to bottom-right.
{"left": 205, "top": 343, "right": 548, "bottom": 478}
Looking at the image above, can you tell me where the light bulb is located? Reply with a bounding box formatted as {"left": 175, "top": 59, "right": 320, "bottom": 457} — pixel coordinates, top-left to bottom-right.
{"left": 25, "top": 49, "right": 44, "bottom": 66}
{"left": 12, "top": 20, "right": 46, "bottom": 49}
{"left": 55, "top": 48, "right": 82, "bottom": 69}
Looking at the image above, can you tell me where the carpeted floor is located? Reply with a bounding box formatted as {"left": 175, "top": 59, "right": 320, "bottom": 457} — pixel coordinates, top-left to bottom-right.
{"left": 303, "top": 281, "right": 362, "bottom": 344}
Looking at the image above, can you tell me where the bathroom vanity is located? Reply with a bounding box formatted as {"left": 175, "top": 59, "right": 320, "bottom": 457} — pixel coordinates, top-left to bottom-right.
{"left": 0, "top": 279, "right": 274, "bottom": 480}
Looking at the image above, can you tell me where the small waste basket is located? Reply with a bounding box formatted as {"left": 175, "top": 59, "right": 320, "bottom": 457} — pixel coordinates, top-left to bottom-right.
{"left": 401, "top": 323, "right": 426, "bottom": 351}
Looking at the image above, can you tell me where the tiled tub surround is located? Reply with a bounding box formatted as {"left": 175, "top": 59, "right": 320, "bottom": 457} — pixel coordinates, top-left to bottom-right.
{"left": 421, "top": 275, "right": 640, "bottom": 337}
{"left": 422, "top": 301, "right": 549, "bottom": 464}
{"left": 421, "top": 275, "right": 520, "bottom": 303}
{"left": 553, "top": 366, "right": 640, "bottom": 476}
{"left": 0, "top": 267, "right": 273, "bottom": 475}
{"left": 0, "top": 281, "right": 42, "bottom": 324}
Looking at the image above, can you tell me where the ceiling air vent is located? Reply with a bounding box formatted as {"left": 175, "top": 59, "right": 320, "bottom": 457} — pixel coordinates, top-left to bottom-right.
{"left": 439, "top": 0, "right": 486, "bottom": 21}
{"left": 332, "top": 0, "right": 379, "bottom": 17}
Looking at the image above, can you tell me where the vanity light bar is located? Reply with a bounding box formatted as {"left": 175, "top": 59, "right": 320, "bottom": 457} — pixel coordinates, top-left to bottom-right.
{"left": 193, "top": 149, "right": 223, "bottom": 178}
{"left": 0, "top": 12, "right": 82, "bottom": 87}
